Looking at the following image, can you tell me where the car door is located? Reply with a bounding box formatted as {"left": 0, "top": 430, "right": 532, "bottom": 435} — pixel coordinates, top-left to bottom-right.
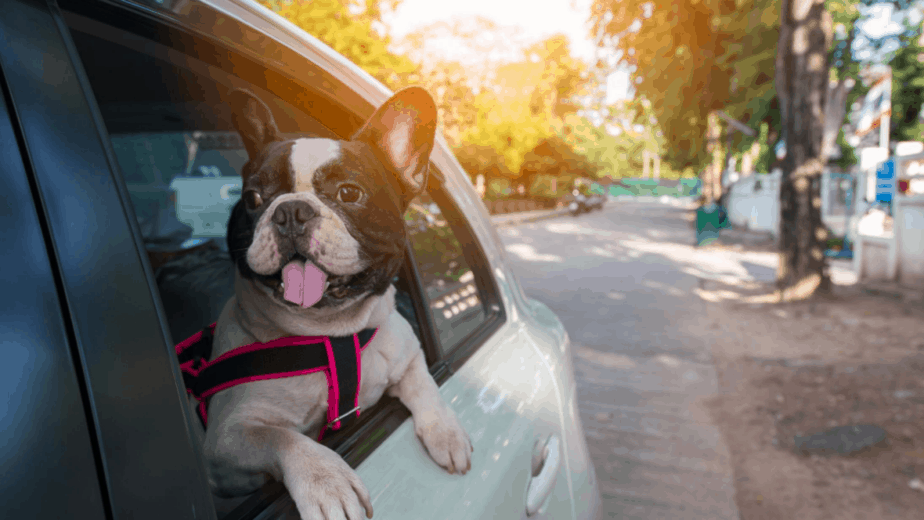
{"left": 0, "top": 49, "right": 109, "bottom": 520}
{"left": 0, "top": 1, "right": 219, "bottom": 518}
{"left": 352, "top": 170, "right": 575, "bottom": 520}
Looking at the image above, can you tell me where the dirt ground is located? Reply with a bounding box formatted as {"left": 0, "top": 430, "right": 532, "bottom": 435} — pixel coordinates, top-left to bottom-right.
{"left": 690, "top": 257, "right": 924, "bottom": 519}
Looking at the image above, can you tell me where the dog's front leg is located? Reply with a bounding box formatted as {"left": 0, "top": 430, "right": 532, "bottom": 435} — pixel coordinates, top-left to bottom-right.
{"left": 206, "top": 420, "right": 373, "bottom": 520}
{"left": 387, "top": 350, "right": 473, "bottom": 475}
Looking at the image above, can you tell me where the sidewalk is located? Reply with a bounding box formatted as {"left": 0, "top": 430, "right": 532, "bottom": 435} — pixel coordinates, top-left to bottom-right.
{"left": 575, "top": 349, "right": 740, "bottom": 520}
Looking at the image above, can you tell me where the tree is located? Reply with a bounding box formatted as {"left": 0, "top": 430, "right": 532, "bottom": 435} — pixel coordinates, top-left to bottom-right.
{"left": 519, "top": 136, "right": 597, "bottom": 183}
{"left": 453, "top": 142, "right": 512, "bottom": 183}
{"left": 523, "top": 36, "right": 590, "bottom": 119}
{"left": 257, "top": 0, "right": 417, "bottom": 90}
{"left": 439, "top": 34, "right": 592, "bottom": 186}
{"left": 775, "top": 0, "right": 833, "bottom": 299}
{"left": 410, "top": 60, "right": 480, "bottom": 148}
{"left": 590, "top": 0, "right": 735, "bottom": 174}
{"left": 890, "top": 22, "right": 924, "bottom": 142}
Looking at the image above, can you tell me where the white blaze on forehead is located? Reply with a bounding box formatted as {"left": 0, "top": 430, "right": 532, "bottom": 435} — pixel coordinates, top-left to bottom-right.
{"left": 291, "top": 138, "right": 341, "bottom": 193}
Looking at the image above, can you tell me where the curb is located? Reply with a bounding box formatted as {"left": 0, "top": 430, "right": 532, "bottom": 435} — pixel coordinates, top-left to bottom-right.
{"left": 858, "top": 282, "right": 924, "bottom": 302}
{"left": 491, "top": 208, "right": 572, "bottom": 228}
{"left": 488, "top": 196, "right": 700, "bottom": 229}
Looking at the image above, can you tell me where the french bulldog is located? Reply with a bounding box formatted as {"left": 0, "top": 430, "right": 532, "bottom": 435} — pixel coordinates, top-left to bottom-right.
{"left": 202, "top": 87, "right": 473, "bottom": 520}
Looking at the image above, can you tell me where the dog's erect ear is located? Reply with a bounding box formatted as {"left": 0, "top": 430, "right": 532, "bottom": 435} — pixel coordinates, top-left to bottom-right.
{"left": 228, "top": 89, "right": 281, "bottom": 161}
{"left": 352, "top": 87, "right": 437, "bottom": 199}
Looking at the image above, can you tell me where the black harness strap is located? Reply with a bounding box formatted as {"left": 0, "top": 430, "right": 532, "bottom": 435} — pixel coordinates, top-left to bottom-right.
{"left": 175, "top": 324, "right": 378, "bottom": 440}
{"left": 325, "top": 328, "right": 376, "bottom": 432}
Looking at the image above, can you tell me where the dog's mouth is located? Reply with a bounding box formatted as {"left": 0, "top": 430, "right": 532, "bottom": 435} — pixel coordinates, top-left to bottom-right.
{"left": 260, "top": 254, "right": 357, "bottom": 307}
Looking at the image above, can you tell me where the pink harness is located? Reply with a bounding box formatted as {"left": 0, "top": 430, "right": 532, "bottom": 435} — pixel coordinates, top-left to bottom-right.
{"left": 175, "top": 323, "right": 378, "bottom": 440}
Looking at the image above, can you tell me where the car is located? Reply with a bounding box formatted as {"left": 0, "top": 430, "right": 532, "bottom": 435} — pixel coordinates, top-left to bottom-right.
{"left": 0, "top": 1, "right": 603, "bottom": 519}
{"left": 567, "top": 188, "right": 606, "bottom": 216}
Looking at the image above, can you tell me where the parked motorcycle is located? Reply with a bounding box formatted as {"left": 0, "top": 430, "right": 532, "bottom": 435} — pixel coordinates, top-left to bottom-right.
{"left": 569, "top": 193, "right": 587, "bottom": 216}
{"left": 569, "top": 190, "right": 606, "bottom": 216}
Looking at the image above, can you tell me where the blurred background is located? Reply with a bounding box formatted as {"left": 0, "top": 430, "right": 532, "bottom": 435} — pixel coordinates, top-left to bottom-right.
{"left": 255, "top": 1, "right": 924, "bottom": 518}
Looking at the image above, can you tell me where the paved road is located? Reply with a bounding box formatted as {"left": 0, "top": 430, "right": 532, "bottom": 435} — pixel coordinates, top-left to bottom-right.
{"left": 497, "top": 200, "right": 744, "bottom": 519}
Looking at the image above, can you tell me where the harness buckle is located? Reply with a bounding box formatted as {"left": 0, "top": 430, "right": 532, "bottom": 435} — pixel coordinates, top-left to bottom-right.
{"left": 326, "top": 406, "right": 361, "bottom": 429}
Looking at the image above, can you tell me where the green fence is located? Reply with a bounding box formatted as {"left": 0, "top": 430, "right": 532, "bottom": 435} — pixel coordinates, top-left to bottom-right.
{"left": 590, "top": 178, "right": 701, "bottom": 198}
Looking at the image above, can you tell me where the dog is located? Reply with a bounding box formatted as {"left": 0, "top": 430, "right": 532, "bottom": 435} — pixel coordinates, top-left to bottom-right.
{"left": 201, "top": 87, "right": 473, "bottom": 520}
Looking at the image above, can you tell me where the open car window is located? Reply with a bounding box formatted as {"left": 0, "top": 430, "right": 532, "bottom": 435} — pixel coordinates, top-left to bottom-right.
{"left": 59, "top": 9, "right": 438, "bottom": 519}
{"left": 61, "top": 2, "right": 505, "bottom": 518}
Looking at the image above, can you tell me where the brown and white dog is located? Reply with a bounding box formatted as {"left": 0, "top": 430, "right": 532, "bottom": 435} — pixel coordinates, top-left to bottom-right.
{"left": 202, "top": 87, "right": 472, "bottom": 520}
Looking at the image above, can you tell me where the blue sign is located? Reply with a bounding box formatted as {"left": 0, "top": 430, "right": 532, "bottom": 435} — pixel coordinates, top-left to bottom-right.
{"left": 876, "top": 159, "right": 895, "bottom": 203}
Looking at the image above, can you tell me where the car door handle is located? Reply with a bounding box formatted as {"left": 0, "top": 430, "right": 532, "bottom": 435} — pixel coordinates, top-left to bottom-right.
{"left": 526, "top": 434, "right": 561, "bottom": 516}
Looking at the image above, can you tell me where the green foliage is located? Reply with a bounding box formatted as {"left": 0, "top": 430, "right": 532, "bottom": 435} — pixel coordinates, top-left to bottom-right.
{"left": 451, "top": 35, "right": 594, "bottom": 186}
{"left": 405, "top": 205, "right": 468, "bottom": 283}
{"left": 589, "top": 0, "right": 758, "bottom": 171}
{"left": 486, "top": 178, "right": 513, "bottom": 200}
{"left": 410, "top": 60, "right": 480, "bottom": 148}
{"left": 520, "top": 135, "right": 598, "bottom": 182}
{"left": 589, "top": 0, "right": 917, "bottom": 175}
{"left": 523, "top": 36, "right": 590, "bottom": 119}
{"left": 258, "top": 0, "right": 417, "bottom": 90}
{"left": 528, "top": 175, "right": 571, "bottom": 199}
{"left": 832, "top": 126, "right": 859, "bottom": 169}
{"left": 716, "top": 0, "right": 781, "bottom": 157}
{"left": 453, "top": 142, "right": 513, "bottom": 182}
{"left": 754, "top": 122, "right": 775, "bottom": 174}
{"left": 890, "top": 23, "right": 924, "bottom": 142}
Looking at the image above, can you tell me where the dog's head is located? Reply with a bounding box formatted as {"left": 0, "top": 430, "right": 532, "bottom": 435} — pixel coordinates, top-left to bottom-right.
{"left": 226, "top": 87, "right": 437, "bottom": 310}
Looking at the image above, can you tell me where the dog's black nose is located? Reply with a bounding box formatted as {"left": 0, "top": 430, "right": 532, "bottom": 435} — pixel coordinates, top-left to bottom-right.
{"left": 272, "top": 200, "right": 316, "bottom": 236}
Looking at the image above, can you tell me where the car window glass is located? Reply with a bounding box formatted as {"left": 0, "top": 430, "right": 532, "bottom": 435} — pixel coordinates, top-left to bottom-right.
{"left": 406, "top": 186, "right": 488, "bottom": 356}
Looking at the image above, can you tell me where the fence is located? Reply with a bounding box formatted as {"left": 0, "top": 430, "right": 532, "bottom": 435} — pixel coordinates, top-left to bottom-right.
{"left": 854, "top": 194, "right": 924, "bottom": 286}
{"left": 483, "top": 198, "right": 560, "bottom": 215}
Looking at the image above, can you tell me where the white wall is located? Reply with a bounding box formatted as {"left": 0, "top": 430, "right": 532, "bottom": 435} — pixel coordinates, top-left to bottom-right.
{"left": 725, "top": 170, "right": 854, "bottom": 237}
{"left": 724, "top": 172, "right": 781, "bottom": 235}
{"left": 896, "top": 196, "right": 924, "bottom": 284}
{"left": 854, "top": 195, "right": 924, "bottom": 287}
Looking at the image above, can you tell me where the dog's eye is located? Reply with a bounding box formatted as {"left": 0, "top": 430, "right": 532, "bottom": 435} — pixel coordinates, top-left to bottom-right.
{"left": 243, "top": 190, "right": 263, "bottom": 210}
{"left": 337, "top": 185, "right": 363, "bottom": 204}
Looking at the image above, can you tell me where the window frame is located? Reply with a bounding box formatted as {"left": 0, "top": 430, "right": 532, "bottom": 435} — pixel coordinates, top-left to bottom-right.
{"left": 56, "top": 2, "right": 504, "bottom": 519}
{"left": 404, "top": 172, "right": 507, "bottom": 381}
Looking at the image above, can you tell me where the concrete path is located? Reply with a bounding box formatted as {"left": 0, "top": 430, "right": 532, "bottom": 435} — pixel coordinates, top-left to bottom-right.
{"left": 492, "top": 200, "right": 741, "bottom": 519}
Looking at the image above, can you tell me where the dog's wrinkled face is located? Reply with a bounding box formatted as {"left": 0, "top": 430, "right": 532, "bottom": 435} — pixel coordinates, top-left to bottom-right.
{"left": 226, "top": 88, "right": 437, "bottom": 309}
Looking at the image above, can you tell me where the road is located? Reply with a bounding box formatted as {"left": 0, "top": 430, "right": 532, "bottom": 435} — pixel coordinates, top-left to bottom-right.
{"left": 497, "top": 200, "right": 746, "bottom": 519}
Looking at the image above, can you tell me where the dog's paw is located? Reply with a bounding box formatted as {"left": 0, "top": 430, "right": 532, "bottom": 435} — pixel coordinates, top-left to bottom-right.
{"left": 414, "top": 410, "right": 473, "bottom": 475}
{"left": 283, "top": 446, "right": 374, "bottom": 520}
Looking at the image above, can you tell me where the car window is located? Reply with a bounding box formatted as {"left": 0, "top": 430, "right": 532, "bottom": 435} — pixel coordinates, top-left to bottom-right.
{"left": 405, "top": 181, "right": 490, "bottom": 357}
{"left": 62, "top": 10, "right": 441, "bottom": 519}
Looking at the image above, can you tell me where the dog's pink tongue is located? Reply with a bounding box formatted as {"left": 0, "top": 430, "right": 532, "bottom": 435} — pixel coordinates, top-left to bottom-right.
{"left": 282, "top": 260, "right": 327, "bottom": 308}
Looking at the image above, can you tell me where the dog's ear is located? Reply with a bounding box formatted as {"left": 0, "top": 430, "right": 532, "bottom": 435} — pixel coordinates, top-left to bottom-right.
{"left": 352, "top": 87, "right": 437, "bottom": 199}
{"left": 228, "top": 89, "right": 281, "bottom": 161}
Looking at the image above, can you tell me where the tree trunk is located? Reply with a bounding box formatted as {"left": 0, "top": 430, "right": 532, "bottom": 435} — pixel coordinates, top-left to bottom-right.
{"left": 725, "top": 124, "right": 735, "bottom": 175}
{"left": 741, "top": 141, "right": 761, "bottom": 176}
{"left": 712, "top": 113, "right": 724, "bottom": 202}
{"left": 774, "top": 0, "right": 833, "bottom": 300}
{"left": 703, "top": 111, "right": 722, "bottom": 203}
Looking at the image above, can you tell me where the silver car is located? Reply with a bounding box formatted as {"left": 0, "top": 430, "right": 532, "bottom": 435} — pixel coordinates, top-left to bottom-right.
{"left": 0, "top": 0, "right": 602, "bottom": 518}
